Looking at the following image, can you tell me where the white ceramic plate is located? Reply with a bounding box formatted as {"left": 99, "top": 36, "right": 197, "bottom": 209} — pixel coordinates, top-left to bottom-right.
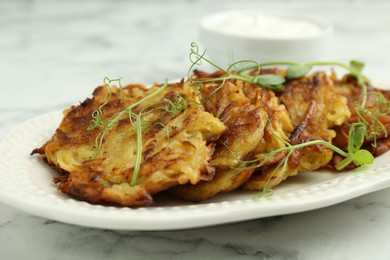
{"left": 0, "top": 111, "right": 390, "bottom": 231}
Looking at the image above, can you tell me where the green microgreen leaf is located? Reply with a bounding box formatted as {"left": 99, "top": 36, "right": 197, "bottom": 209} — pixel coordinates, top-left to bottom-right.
{"left": 286, "top": 64, "right": 312, "bottom": 79}
{"left": 348, "top": 60, "right": 366, "bottom": 86}
{"left": 336, "top": 122, "right": 374, "bottom": 170}
{"left": 253, "top": 74, "right": 285, "bottom": 91}
{"left": 348, "top": 123, "right": 366, "bottom": 153}
{"left": 351, "top": 149, "right": 374, "bottom": 166}
{"left": 255, "top": 74, "right": 285, "bottom": 86}
{"left": 350, "top": 60, "right": 365, "bottom": 75}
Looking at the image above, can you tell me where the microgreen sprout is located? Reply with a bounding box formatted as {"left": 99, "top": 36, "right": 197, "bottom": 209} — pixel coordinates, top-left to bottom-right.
{"left": 240, "top": 60, "right": 369, "bottom": 101}
{"left": 224, "top": 118, "right": 374, "bottom": 197}
{"left": 188, "top": 42, "right": 285, "bottom": 93}
{"left": 229, "top": 123, "right": 372, "bottom": 171}
{"left": 188, "top": 42, "right": 373, "bottom": 106}
{"left": 334, "top": 123, "right": 374, "bottom": 170}
{"left": 354, "top": 92, "right": 390, "bottom": 147}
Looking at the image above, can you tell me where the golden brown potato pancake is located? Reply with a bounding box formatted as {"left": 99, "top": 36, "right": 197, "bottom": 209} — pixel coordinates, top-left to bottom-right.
{"left": 169, "top": 74, "right": 268, "bottom": 202}
{"left": 243, "top": 72, "right": 351, "bottom": 191}
{"left": 32, "top": 80, "right": 225, "bottom": 206}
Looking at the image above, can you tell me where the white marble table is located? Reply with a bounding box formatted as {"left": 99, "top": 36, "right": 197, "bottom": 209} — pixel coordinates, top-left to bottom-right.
{"left": 1, "top": 0, "right": 390, "bottom": 259}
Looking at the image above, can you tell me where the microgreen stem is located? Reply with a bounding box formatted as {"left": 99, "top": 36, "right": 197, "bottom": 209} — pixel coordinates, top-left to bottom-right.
{"left": 131, "top": 113, "right": 143, "bottom": 186}
{"left": 231, "top": 139, "right": 348, "bottom": 171}
{"left": 188, "top": 42, "right": 371, "bottom": 102}
{"left": 236, "top": 61, "right": 298, "bottom": 74}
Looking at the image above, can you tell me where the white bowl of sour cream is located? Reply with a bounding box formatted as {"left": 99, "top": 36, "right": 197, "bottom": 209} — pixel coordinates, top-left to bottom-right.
{"left": 199, "top": 10, "right": 333, "bottom": 66}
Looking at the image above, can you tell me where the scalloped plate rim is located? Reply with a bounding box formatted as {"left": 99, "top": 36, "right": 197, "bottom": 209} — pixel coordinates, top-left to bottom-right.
{"left": 0, "top": 110, "right": 389, "bottom": 230}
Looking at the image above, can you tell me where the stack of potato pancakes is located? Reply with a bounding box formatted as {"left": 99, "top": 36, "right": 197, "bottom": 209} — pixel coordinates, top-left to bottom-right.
{"left": 32, "top": 69, "right": 390, "bottom": 206}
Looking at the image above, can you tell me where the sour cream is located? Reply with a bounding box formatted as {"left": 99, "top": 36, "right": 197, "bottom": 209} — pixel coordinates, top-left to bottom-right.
{"left": 212, "top": 14, "right": 323, "bottom": 39}
{"left": 199, "top": 11, "right": 332, "bottom": 64}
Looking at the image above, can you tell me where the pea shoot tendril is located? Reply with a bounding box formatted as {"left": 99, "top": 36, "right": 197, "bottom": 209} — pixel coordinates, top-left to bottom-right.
{"left": 188, "top": 42, "right": 285, "bottom": 92}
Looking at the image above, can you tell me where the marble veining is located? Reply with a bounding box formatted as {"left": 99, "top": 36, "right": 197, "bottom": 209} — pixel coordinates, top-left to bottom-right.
{"left": 1, "top": 0, "right": 390, "bottom": 259}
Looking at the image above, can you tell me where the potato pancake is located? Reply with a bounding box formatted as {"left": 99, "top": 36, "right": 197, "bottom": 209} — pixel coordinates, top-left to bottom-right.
{"left": 170, "top": 74, "right": 268, "bottom": 201}
{"left": 32, "top": 80, "right": 225, "bottom": 206}
{"left": 243, "top": 72, "right": 351, "bottom": 191}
